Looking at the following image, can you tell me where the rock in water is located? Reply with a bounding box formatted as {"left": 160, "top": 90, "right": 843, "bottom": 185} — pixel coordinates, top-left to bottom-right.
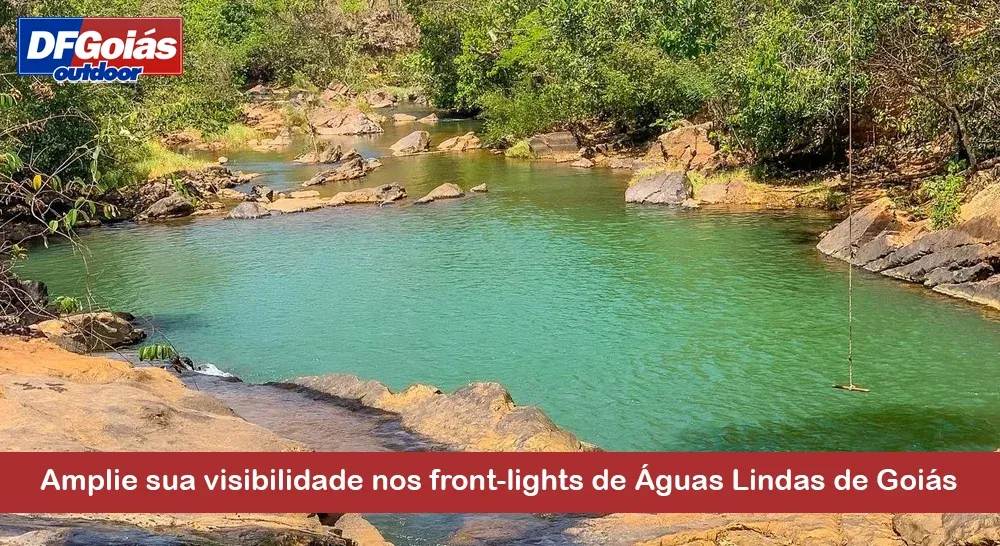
{"left": 469, "top": 183, "right": 488, "bottom": 193}
{"left": 302, "top": 157, "right": 377, "bottom": 186}
{"left": 390, "top": 131, "right": 431, "bottom": 156}
{"left": 437, "top": 132, "right": 481, "bottom": 152}
{"left": 624, "top": 171, "right": 693, "bottom": 205}
{"left": 527, "top": 131, "right": 579, "bottom": 158}
{"left": 226, "top": 201, "right": 271, "bottom": 220}
{"left": 393, "top": 113, "right": 417, "bottom": 123}
{"left": 815, "top": 198, "right": 895, "bottom": 261}
{"left": 418, "top": 113, "right": 439, "bottom": 124}
{"left": 312, "top": 107, "right": 384, "bottom": 136}
{"left": 571, "top": 157, "right": 594, "bottom": 168}
{"left": 139, "top": 192, "right": 195, "bottom": 220}
{"left": 329, "top": 184, "right": 407, "bottom": 206}
{"left": 251, "top": 184, "right": 275, "bottom": 203}
{"left": 416, "top": 183, "right": 464, "bottom": 204}
{"left": 32, "top": 312, "right": 146, "bottom": 353}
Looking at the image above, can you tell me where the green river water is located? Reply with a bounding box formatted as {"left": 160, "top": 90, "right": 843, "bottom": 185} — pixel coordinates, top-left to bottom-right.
{"left": 21, "top": 114, "right": 1000, "bottom": 452}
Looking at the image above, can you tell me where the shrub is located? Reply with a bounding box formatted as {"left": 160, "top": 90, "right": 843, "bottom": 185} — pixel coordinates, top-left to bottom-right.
{"left": 504, "top": 140, "right": 537, "bottom": 159}
{"left": 922, "top": 163, "right": 966, "bottom": 230}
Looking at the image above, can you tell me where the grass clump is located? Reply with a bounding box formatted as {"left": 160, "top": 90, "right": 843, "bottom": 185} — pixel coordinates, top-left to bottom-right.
{"left": 135, "top": 142, "right": 211, "bottom": 179}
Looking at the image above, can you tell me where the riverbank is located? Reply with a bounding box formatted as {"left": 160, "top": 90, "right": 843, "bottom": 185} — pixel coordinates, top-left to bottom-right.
{"left": 817, "top": 166, "right": 1000, "bottom": 311}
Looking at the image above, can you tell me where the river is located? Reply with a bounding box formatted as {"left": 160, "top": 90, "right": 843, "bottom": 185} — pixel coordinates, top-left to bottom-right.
{"left": 20, "top": 111, "right": 1000, "bottom": 453}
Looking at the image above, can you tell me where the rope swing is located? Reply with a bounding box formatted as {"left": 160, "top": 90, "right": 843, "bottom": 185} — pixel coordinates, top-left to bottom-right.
{"left": 833, "top": 0, "right": 869, "bottom": 393}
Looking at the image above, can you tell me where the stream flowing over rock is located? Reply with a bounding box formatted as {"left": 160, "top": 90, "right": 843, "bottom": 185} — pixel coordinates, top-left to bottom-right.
{"left": 817, "top": 185, "right": 1000, "bottom": 309}
{"left": 285, "top": 374, "right": 596, "bottom": 452}
{"left": 31, "top": 312, "right": 145, "bottom": 354}
{"left": 625, "top": 171, "right": 693, "bottom": 205}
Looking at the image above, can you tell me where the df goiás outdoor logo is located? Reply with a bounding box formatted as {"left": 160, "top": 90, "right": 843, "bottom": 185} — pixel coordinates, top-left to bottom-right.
{"left": 17, "top": 17, "right": 183, "bottom": 83}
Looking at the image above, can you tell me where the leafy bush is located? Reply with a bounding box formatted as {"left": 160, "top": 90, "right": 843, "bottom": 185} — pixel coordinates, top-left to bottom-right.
{"left": 922, "top": 163, "right": 966, "bottom": 230}
{"left": 52, "top": 296, "right": 83, "bottom": 315}
{"left": 138, "top": 344, "right": 178, "bottom": 362}
{"left": 504, "top": 140, "right": 537, "bottom": 159}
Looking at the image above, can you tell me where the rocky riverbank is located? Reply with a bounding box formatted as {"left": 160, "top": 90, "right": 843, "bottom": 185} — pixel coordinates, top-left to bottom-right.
{"left": 816, "top": 174, "right": 1000, "bottom": 311}
{"left": 0, "top": 335, "right": 388, "bottom": 546}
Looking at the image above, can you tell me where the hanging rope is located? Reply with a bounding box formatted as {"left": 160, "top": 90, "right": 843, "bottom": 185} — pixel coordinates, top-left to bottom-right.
{"left": 845, "top": 0, "right": 860, "bottom": 391}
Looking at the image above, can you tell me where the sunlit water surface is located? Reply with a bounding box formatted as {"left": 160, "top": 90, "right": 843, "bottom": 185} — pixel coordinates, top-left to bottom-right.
{"left": 22, "top": 114, "right": 1000, "bottom": 453}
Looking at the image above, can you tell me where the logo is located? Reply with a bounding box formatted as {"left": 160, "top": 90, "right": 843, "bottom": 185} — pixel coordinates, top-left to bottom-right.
{"left": 17, "top": 17, "right": 183, "bottom": 83}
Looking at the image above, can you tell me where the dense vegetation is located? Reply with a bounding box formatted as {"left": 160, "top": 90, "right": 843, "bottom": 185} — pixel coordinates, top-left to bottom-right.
{"left": 0, "top": 0, "right": 998, "bottom": 243}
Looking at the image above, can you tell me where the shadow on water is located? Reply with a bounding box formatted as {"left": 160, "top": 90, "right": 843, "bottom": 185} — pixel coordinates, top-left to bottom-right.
{"left": 677, "top": 402, "right": 1000, "bottom": 452}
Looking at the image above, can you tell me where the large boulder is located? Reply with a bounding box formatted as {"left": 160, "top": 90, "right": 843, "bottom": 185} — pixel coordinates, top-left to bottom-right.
{"left": 302, "top": 157, "right": 378, "bottom": 186}
{"left": 390, "top": 131, "right": 431, "bottom": 156}
{"left": 645, "top": 121, "right": 717, "bottom": 172}
{"left": 32, "top": 312, "right": 146, "bottom": 353}
{"left": 527, "top": 131, "right": 579, "bottom": 158}
{"left": 293, "top": 143, "right": 342, "bottom": 164}
{"left": 329, "top": 184, "right": 406, "bottom": 207}
{"left": 816, "top": 198, "right": 896, "bottom": 261}
{"left": 437, "top": 132, "right": 481, "bottom": 152}
{"left": 415, "top": 183, "right": 464, "bottom": 204}
{"left": 250, "top": 184, "right": 275, "bottom": 203}
{"left": 365, "top": 89, "right": 397, "bottom": 108}
{"left": 418, "top": 113, "right": 439, "bottom": 124}
{"left": 139, "top": 192, "right": 195, "bottom": 220}
{"left": 312, "top": 107, "right": 384, "bottom": 136}
{"left": 624, "top": 171, "right": 693, "bottom": 205}
{"left": 226, "top": 201, "right": 271, "bottom": 220}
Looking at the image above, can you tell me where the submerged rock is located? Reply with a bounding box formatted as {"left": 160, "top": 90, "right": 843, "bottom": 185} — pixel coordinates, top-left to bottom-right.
{"left": 226, "top": 201, "right": 271, "bottom": 220}
{"left": 390, "top": 130, "right": 431, "bottom": 156}
{"left": 415, "top": 183, "right": 463, "bottom": 204}
{"left": 139, "top": 193, "right": 195, "bottom": 221}
{"left": 625, "top": 170, "right": 693, "bottom": 205}
{"left": 571, "top": 157, "right": 594, "bottom": 168}
{"left": 469, "top": 183, "right": 488, "bottom": 193}
{"left": 32, "top": 312, "right": 145, "bottom": 354}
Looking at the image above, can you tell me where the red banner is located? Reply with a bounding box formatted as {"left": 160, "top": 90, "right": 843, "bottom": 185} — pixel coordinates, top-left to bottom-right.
{"left": 0, "top": 452, "right": 994, "bottom": 513}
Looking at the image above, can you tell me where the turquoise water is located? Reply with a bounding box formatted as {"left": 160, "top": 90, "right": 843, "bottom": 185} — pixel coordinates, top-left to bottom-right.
{"left": 22, "top": 119, "right": 1000, "bottom": 452}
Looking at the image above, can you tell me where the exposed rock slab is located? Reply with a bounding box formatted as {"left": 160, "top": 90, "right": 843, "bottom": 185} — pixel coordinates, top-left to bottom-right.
{"left": 31, "top": 312, "right": 145, "bottom": 354}
{"left": 527, "top": 131, "right": 579, "bottom": 158}
{"left": 225, "top": 201, "right": 271, "bottom": 220}
{"left": 390, "top": 130, "right": 431, "bottom": 156}
{"left": 285, "top": 374, "right": 594, "bottom": 452}
{"left": 392, "top": 113, "right": 417, "bottom": 123}
{"left": 437, "top": 132, "right": 481, "bottom": 152}
{"left": 312, "top": 107, "right": 384, "bottom": 136}
{"left": 329, "top": 184, "right": 406, "bottom": 206}
{"left": 267, "top": 197, "right": 328, "bottom": 214}
{"left": 816, "top": 198, "right": 896, "bottom": 261}
{"left": 415, "top": 183, "right": 463, "bottom": 204}
{"left": 644, "top": 121, "right": 717, "bottom": 172}
{"left": 303, "top": 157, "right": 379, "bottom": 186}
{"left": 625, "top": 171, "right": 693, "bottom": 205}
